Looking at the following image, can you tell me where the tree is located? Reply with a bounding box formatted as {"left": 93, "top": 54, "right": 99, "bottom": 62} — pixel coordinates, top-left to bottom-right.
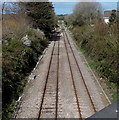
{"left": 1, "top": 2, "right": 5, "bottom": 20}
{"left": 24, "top": 2, "right": 56, "bottom": 38}
{"left": 109, "top": 10, "right": 117, "bottom": 25}
{"left": 72, "top": 2, "right": 102, "bottom": 26}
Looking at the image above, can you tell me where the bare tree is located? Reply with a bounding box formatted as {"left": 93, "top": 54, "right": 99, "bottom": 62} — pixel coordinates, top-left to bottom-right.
{"left": 2, "top": 2, "right": 31, "bottom": 38}
{"left": 2, "top": 2, "right": 6, "bottom": 21}
{"left": 73, "top": 2, "right": 102, "bottom": 24}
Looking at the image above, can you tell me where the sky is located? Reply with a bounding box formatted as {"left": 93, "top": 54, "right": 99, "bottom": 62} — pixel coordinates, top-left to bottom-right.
{"left": 53, "top": 2, "right": 77, "bottom": 15}
{"left": 53, "top": 1, "right": 118, "bottom": 15}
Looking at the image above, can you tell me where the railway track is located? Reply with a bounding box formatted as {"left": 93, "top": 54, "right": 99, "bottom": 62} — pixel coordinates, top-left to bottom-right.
{"left": 38, "top": 37, "right": 60, "bottom": 119}
{"left": 64, "top": 29, "right": 97, "bottom": 112}
{"left": 62, "top": 29, "right": 97, "bottom": 118}
{"left": 38, "top": 28, "right": 98, "bottom": 119}
{"left": 63, "top": 31, "right": 82, "bottom": 119}
{"left": 14, "top": 26, "right": 109, "bottom": 119}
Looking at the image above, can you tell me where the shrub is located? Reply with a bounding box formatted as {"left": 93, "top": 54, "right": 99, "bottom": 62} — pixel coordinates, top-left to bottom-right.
{"left": 72, "top": 21, "right": 118, "bottom": 85}
{"left": 2, "top": 28, "right": 48, "bottom": 119}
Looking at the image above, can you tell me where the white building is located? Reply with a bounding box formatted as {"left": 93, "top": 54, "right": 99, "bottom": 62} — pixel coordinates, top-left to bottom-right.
{"left": 104, "top": 17, "right": 109, "bottom": 24}
{"left": 103, "top": 10, "right": 112, "bottom": 24}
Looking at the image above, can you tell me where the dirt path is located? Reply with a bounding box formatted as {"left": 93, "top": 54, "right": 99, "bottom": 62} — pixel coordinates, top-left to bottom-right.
{"left": 13, "top": 27, "right": 110, "bottom": 119}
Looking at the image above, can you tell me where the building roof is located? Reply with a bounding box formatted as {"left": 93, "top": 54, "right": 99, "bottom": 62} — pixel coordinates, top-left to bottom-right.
{"left": 104, "top": 10, "right": 112, "bottom": 18}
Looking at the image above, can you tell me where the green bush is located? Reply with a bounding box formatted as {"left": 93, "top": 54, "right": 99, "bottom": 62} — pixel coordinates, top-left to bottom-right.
{"left": 2, "top": 29, "right": 49, "bottom": 119}
{"left": 72, "top": 21, "right": 118, "bottom": 101}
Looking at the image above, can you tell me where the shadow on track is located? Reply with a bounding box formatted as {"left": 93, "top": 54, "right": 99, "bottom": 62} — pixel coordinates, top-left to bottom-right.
{"left": 50, "top": 31, "right": 61, "bottom": 41}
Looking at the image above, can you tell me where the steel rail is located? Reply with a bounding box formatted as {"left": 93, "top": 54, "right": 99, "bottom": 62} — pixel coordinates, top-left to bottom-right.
{"left": 55, "top": 40, "right": 60, "bottom": 119}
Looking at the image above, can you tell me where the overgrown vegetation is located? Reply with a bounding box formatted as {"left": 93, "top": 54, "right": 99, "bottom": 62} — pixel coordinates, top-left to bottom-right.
{"left": 65, "top": 2, "right": 118, "bottom": 101}
{"left": 2, "top": 2, "right": 56, "bottom": 119}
